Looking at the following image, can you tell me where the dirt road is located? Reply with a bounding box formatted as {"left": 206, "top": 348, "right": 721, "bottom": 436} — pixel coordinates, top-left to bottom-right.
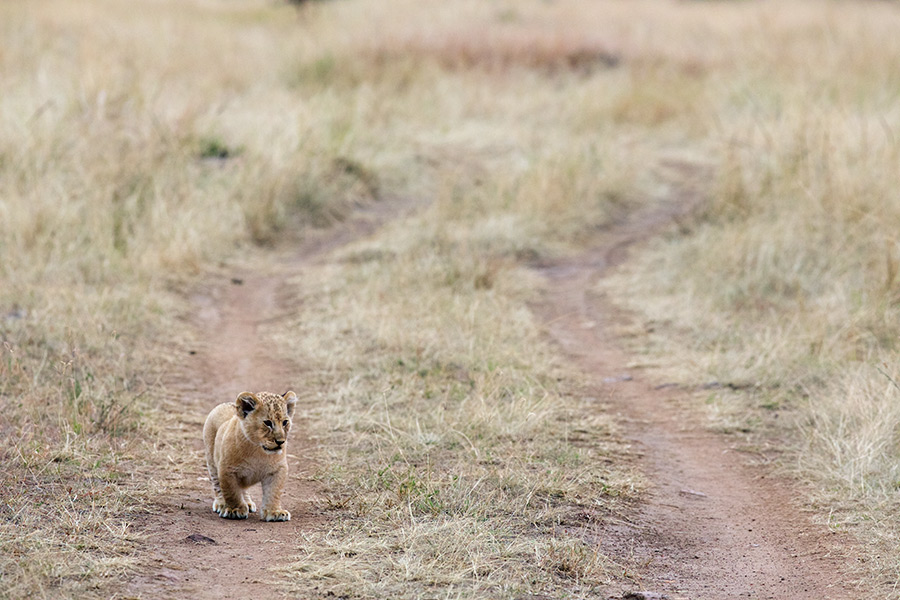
{"left": 127, "top": 197, "right": 870, "bottom": 599}
{"left": 534, "top": 200, "right": 869, "bottom": 599}
{"left": 125, "top": 199, "right": 421, "bottom": 599}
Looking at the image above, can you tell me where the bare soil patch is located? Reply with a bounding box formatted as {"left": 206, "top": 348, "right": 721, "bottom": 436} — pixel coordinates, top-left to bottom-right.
{"left": 534, "top": 200, "right": 873, "bottom": 599}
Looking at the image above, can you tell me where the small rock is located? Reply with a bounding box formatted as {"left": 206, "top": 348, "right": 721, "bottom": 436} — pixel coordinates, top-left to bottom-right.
{"left": 654, "top": 383, "right": 679, "bottom": 390}
{"left": 621, "top": 592, "right": 669, "bottom": 600}
{"left": 186, "top": 533, "right": 217, "bottom": 545}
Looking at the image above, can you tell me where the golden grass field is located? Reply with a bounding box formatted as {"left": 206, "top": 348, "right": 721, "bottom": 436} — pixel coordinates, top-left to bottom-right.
{"left": 3, "top": 0, "right": 900, "bottom": 597}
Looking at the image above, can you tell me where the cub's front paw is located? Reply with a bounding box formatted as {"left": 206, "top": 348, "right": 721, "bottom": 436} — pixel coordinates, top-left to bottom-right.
{"left": 261, "top": 508, "right": 291, "bottom": 522}
{"left": 216, "top": 503, "right": 250, "bottom": 520}
{"left": 243, "top": 495, "right": 257, "bottom": 513}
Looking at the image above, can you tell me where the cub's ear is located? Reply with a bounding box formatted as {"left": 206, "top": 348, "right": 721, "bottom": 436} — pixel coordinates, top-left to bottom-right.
{"left": 235, "top": 391, "right": 258, "bottom": 419}
{"left": 283, "top": 391, "right": 298, "bottom": 417}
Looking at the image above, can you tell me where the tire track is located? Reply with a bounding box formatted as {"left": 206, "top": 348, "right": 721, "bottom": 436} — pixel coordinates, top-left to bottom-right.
{"left": 533, "top": 197, "right": 870, "bottom": 599}
{"left": 126, "top": 197, "right": 422, "bottom": 599}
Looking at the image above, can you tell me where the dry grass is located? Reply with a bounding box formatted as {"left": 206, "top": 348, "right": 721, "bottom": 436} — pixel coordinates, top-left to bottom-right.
{"left": 6, "top": 0, "right": 900, "bottom": 597}
{"left": 270, "top": 198, "right": 640, "bottom": 597}
{"left": 0, "top": 0, "right": 344, "bottom": 597}
{"left": 263, "top": 4, "right": 661, "bottom": 595}
{"left": 1, "top": 0, "right": 648, "bottom": 597}
{"left": 594, "top": 0, "right": 900, "bottom": 591}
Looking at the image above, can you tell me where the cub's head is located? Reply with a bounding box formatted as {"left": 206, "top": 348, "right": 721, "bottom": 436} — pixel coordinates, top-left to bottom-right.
{"left": 234, "top": 390, "right": 297, "bottom": 454}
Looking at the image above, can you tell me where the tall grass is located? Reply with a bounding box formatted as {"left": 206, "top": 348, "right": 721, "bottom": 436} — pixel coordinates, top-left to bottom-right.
{"left": 0, "top": 1, "right": 361, "bottom": 596}
{"left": 598, "top": 0, "right": 900, "bottom": 588}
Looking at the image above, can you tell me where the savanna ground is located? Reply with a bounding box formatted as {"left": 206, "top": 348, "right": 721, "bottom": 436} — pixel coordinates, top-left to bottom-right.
{"left": 2, "top": 0, "right": 900, "bottom": 598}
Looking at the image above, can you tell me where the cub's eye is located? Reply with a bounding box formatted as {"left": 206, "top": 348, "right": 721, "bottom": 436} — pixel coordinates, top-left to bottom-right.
{"left": 263, "top": 420, "right": 273, "bottom": 428}
{"left": 282, "top": 420, "right": 289, "bottom": 427}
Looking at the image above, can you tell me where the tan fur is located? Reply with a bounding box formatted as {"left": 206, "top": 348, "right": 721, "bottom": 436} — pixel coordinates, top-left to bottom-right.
{"left": 203, "top": 390, "right": 297, "bottom": 521}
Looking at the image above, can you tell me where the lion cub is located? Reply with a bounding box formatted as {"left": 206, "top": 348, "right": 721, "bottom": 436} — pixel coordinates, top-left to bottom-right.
{"left": 203, "top": 390, "right": 297, "bottom": 521}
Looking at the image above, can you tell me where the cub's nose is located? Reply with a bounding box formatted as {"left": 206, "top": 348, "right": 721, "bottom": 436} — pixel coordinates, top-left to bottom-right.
{"left": 275, "top": 439, "right": 285, "bottom": 447}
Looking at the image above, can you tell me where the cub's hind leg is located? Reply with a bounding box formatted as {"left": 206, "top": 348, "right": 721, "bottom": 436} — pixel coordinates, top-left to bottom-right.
{"left": 204, "top": 434, "right": 225, "bottom": 513}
